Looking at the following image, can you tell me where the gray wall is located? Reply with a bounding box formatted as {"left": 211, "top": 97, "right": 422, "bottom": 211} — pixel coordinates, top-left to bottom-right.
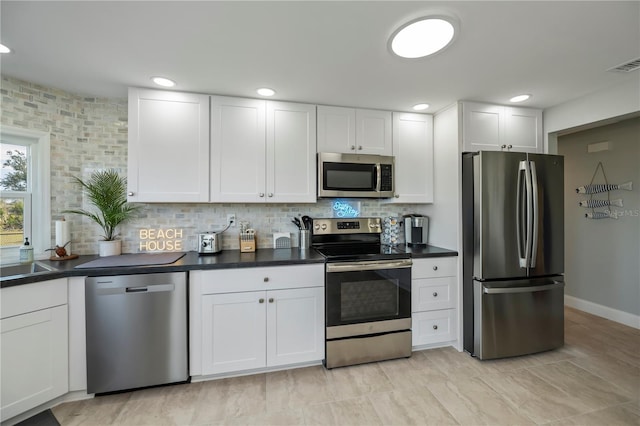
{"left": 558, "top": 117, "right": 640, "bottom": 316}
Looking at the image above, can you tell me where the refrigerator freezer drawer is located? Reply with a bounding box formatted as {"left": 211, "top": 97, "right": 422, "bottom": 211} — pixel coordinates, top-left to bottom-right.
{"left": 473, "top": 279, "right": 564, "bottom": 360}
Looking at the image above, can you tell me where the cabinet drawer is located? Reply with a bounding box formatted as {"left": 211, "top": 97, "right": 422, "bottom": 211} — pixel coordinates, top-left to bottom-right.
{"left": 194, "top": 264, "right": 324, "bottom": 294}
{"left": 412, "top": 309, "right": 456, "bottom": 346}
{"left": 412, "top": 276, "right": 456, "bottom": 312}
{"left": 412, "top": 257, "right": 457, "bottom": 279}
{"left": 1, "top": 279, "right": 67, "bottom": 320}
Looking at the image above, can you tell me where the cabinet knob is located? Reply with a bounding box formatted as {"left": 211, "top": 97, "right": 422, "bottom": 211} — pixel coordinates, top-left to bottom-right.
{"left": 268, "top": 193, "right": 273, "bottom": 197}
{"left": 507, "top": 144, "right": 513, "bottom": 149}
{"left": 128, "top": 192, "right": 134, "bottom": 196}
{"left": 263, "top": 277, "right": 269, "bottom": 282}
{"left": 501, "top": 144, "right": 507, "bottom": 149}
{"left": 259, "top": 193, "right": 265, "bottom": 197}
{"left": 259, "top": 298, "right": 265, "bottom": 304}
{"left": 395, "top": 194, "right": 400, "bottom": 198}
{"left": 350, "top": 145, "right": 356, "bottom": 150}
{"left": 433, "top": 325, "right": 438, "bottom": 330}
{"left": 358, "top": 145, "right": 363, "bottom": 150}
{"left": 433, "top": 292, "right": 438, "bottom": 297}
{"left": 268, "top": 298, "right": 274, "bottom": 303}
{"left": 433, "top": 266, "right": 438, "bottom": 271}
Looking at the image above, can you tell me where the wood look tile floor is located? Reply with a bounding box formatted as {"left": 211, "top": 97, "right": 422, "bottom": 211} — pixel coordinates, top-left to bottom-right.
{"left": 52, "top": 307, "right": 640, "bottom": 425}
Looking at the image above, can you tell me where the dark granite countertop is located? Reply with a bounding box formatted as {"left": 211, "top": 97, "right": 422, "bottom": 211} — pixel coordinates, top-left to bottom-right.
{"left": 1, "top": 245, "right": 458, "bottom": 288}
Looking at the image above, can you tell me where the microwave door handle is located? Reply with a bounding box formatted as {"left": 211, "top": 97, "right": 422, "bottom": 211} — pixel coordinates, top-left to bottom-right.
{"left": 375, "top": 164, "right": 382, "bottom": 192}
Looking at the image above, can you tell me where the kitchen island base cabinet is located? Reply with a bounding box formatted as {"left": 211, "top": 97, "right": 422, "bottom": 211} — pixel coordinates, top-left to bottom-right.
{"left": 0, "top": 279, "right": 68, "bottom": 422}
{"left": 191, "top": 265, "right": 324, "bottom": 377}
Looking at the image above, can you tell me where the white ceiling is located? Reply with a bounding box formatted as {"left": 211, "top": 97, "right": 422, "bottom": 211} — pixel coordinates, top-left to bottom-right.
{"left": 1, "top": 1, "right": 638, "bottom": 113}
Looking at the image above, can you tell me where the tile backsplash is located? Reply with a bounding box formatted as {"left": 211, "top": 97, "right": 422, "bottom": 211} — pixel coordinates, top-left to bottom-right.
{"left": 1, "top": 75, "right": 429, "bottom": 254}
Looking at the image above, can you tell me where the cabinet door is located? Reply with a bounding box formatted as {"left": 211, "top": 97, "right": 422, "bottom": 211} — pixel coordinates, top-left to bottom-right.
{"left": 505, "top": 107, "right": 543, "bottom": 153}
{"left": 390, "top": 112, "right": 434, "bottom": 203}
{"left": 128, "top": 88, "right": 210, "bottom": 202}
{"left": 461, "top": 101, "right": 504, "bottom": 152}
{"left": 267, "top": 102, "right": 317, "bottom": 203}
{"left": 210, "top": 96, "right": 267, "bottom": 202}
{"left": 201, "top": 292, "right": 266, "bottom": 375}
{"left": 266, "top": 287, "right": 324, "bottom": 367}
{"left": 1, "top": 305, "right": 68, "bottom": 421}
{"left": 356, "top": 109, "right": 392, "bottom": 155}
{"left": 317, "top": 106, "right": 356, "bottom": 153}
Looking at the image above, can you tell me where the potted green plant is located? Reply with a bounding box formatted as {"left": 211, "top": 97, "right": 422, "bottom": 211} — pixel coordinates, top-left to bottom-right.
{"left": 64, "top": 169, "right": 140, "bottom": 256}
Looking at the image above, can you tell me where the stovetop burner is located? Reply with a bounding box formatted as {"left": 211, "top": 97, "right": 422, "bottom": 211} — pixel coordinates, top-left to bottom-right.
{"left": 311, "top": 217, "right": 409, "bottom": 262}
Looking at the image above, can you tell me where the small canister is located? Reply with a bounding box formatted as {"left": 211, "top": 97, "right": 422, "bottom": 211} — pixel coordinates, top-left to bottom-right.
{"left": 299, "top": 229, "right": 310, "bottom": 250}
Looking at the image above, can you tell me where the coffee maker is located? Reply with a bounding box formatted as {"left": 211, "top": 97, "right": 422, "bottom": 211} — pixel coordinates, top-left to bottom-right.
{"left": 404, "top": 214, "right": 429, "bottom": 247}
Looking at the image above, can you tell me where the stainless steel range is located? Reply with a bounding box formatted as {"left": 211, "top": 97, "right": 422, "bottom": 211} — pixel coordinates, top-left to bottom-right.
{"left": 312, "top": 217, "right": 412, "bottom": 369}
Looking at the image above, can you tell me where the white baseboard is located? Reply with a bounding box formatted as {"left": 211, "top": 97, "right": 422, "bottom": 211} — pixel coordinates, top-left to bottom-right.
{"left": 565, "top": 295, "right": 640, "bottom": 329}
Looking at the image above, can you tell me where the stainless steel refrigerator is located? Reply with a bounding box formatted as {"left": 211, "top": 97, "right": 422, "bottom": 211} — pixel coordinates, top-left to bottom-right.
{"left": 462, "top": 151, "right": 565, "bottom": 360}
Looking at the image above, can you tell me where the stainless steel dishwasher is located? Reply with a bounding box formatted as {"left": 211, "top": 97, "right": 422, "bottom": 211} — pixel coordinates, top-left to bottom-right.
{"left": 85, "top": 272, "right": 188, "bottom": 394}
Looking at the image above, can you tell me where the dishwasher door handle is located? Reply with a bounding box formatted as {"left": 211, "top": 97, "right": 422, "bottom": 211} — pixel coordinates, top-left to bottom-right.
{"left": 126, "top": 284, "right": 175, "bottom": 293}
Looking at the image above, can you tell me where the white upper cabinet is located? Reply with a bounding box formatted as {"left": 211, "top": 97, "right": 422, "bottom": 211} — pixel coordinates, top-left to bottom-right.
{"left": 317, "top": 106, "right": 392, "bottom": 155}
{"left": 461, "top": 101, "right": 542, "bottom": 153}
{"left": 211, "top": 97, "right": 316, "bottom": 203}
{"left": 267, "top": 101, "right": 317, "bottom": 203}
{"left": 389, "top": 112, "right": 434, "bottom": 203}
{"left": 128, "top": 88, "right": 210, "bottom": 202}
{"left": 210, "top": 96, "right": 266, "bottom": 202}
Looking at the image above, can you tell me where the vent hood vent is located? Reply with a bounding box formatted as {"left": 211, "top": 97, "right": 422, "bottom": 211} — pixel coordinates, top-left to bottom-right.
{"left": 608, "top": 57, "right": 640, "bottom": 73}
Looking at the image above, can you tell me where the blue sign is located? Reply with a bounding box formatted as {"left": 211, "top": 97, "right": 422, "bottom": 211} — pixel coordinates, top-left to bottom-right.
{"left": 332, "top": 199, "right": 361, "bottom": 218}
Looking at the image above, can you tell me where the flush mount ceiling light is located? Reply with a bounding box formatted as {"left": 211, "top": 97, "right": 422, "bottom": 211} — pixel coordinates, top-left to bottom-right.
{"left": 509, "top": 94, "right": 531, "bottom": 103}
{"left": 151, "top": 77, "right": 176, "bottom": 87}
{"left": 256, "top": 88, "right": 276, "bottom": 97}
{"left": 0, "top": 44, "right": 11, "bottom": 53}
{"left": 390, "top": 16, "right": 458, "bottom": 59}
{"left": 412, "top": 103, "right": 430, "bottom": 111}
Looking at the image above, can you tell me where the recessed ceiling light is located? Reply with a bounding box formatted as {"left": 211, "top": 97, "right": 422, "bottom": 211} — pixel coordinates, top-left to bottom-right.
{"left": 256, "top": 88, "right": 276, "bottom": 97}
{"left": 0, "top": 44, "right": 11, "bottom": 54}
{"left": 509, "top": 94, "right": 531, "bottom": 103}
{"left": 390, "top": 16, "right": 457, "bottom": 59}
{"left": 151, "top": 77, "right": 176, "bottom": 87}
{"left": 412, "top": 103, "right": 430, "bottom": 111}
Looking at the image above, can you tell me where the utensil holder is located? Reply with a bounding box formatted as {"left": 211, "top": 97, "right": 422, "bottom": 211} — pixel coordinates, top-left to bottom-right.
{"left": 299, "top": 229, "right": 310, "bottom": 250}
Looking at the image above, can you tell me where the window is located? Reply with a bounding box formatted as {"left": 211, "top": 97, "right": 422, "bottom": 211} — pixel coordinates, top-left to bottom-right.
{"left": 0, "top": 127, "right": 50, "bottom": 264}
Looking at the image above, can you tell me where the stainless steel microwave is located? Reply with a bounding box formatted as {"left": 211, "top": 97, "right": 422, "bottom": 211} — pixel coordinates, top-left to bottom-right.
{"left": 317, "top": 152, "right": 395, "bottom": 198}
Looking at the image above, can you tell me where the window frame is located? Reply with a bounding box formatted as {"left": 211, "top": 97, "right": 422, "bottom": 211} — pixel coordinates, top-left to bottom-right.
{"left": 0, "top": 126, "right": 50, "bottom": 264}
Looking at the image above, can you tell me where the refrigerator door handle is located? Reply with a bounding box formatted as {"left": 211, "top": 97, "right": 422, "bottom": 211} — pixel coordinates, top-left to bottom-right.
{"left": 517, "top": 161, "right": 528, "bottom": 268}
{"left": 483, "top": 281, "right": 565, "bottom": 294}
{"left": 529, "top": 161, "right": 539, "bottom": 268}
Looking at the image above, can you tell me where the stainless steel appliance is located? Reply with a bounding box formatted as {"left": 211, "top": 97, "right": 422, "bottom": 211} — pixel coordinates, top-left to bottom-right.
{"left": 404, "top": 214, "right": 429, "bottom": 246}
{"left": 312, "top": 217, "right": 412, "bottom": 368}
{"left": 462, "top": 151, "right": 565, "bottom": 360}
{"left": 198, "top": 232, "right": 222, "bottom": 254}
{"left": 85, "top": 272, "right": 188, "bottom": 394}
{"left": 317, "top": 152, "right": 394, "bottom": 198}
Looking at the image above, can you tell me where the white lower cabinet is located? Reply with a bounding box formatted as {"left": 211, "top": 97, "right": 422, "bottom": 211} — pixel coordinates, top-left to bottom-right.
{"left": 191, "top": 265, "right": 325, "bottom": 376}
{"left": 0, "top": 279, "right": 68, "bottom": 422}
{"left": 411, "top": 257, "right": 458, "bottom": 347}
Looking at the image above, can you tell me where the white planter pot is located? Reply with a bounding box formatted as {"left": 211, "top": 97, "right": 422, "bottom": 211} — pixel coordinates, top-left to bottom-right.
{"left": 99, "top": 240, "right": 122, "bottom": 257}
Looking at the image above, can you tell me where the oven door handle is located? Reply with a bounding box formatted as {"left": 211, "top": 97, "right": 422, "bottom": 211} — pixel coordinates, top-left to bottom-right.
{"left": 326, "top": 259, "right": 412, "bottom": 273}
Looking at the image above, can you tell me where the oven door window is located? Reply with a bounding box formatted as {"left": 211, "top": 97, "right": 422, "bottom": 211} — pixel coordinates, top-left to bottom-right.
{"left": 326, "top": 268, "right": 411, "bottom": 327}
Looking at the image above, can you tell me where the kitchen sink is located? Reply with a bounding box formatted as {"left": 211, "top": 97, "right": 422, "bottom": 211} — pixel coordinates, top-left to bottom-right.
{"left": 0, "top": 261, "right": 57, "bottom": 278}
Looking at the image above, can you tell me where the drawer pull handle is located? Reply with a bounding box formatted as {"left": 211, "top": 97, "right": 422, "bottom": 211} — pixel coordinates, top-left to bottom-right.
{"left": 433, "top": 266, "right": 438, "bottom": 271}
{"left": 269, "top": 298, "right": 274, "bottom": 303}
{"left": 433, "top": 325, "right": 438, "bottom": 330}
{"left": 264, "top": 277, "right": 269, "bottom": 282}
{"left": 259, "top": 298, "right": 265, "bottom": 304}
{"left": 433, "top": 292, "right": 438, "bottom": 297}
